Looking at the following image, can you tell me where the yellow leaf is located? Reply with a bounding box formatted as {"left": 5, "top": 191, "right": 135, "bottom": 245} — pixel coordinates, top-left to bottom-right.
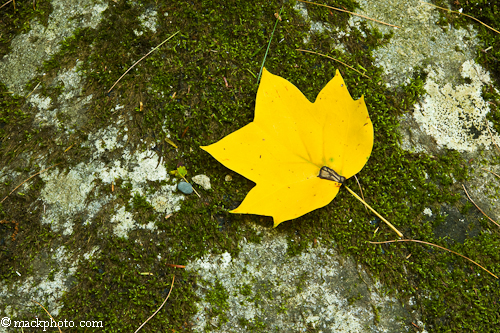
{"left": 201, "top": 68, "right": 373, "bottom": 227}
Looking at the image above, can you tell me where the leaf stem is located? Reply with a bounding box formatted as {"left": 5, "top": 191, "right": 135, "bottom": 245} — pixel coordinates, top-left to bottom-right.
{"left": 344, "top": 185, "right": 403, "bottom": 238}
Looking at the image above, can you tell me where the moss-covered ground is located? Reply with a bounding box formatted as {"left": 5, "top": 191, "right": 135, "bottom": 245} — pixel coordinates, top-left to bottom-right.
{"left": 0, "top": 0, "right": 499, "bottom": 331}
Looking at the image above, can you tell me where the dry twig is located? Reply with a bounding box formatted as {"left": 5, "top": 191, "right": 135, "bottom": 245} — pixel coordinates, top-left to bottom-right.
{"left": 134, "top": 275, "right": 175, "bottom": 333}
{"left": 369, "top": 239, "right": 498, "bottom": 279}
{"left": 33, "top": 300, "right": 63, "bottom": 333}
{"left": 462, "top": 184, "right": 500, "bottom": 228}
{"left": 0, "top": 0, "right": 13, "bottom": 10}
{"left": 1, "top": 163, "right": 61, "bottom": 203}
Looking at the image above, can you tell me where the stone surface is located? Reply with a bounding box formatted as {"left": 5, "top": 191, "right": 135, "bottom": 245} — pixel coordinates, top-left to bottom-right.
{"left": 188, "top": 225, "right": 410, "bottom": 332}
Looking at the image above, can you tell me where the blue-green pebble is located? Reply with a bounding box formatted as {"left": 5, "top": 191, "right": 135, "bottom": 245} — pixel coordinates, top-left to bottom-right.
{"left": 178, "top": 181, "right": 193, "bottom": 194}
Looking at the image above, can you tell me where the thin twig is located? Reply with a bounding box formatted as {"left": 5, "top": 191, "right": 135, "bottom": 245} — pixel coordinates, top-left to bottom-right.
{"left": 462, "top": 184, "right": 500, "bottom": 228}
{"left": 344, "top": 185, "right": 404, "bottom": 238}
{"left": 368, "top": 239, "right": 498, "bottom": 279}
{"left": 296, "top": 49, "right": 371, "bottom": 79}
{"left": 297, "top": 0, "right": 400, "bottom": 28}
{"left": 32, "top": 300, "right": 63, "bottom": 333}
{"left": 257, "top": 6, "right": 283, "bottom": 83}
{"left": 354, "top": 175, "right": 367, "bottom": 212}
{"left": 134, "top": 275, "right": 175, "bottom": 333}
{"left": 1, "top": 163, "right": 61, "bottom": 203}
{"left": 420, "top": 1, "right": 500, "bottom": 34}
{"left": 108, "top": 31, "right": 180, "bottom": 93}
{"left": 484, "top": 118, "right": 500, "bottom": 154}
{"left": 0, "top": 0, "right": 13, "bottom": 10}
{"left": 481, "top": 167, "right": 500, "bottom": 180}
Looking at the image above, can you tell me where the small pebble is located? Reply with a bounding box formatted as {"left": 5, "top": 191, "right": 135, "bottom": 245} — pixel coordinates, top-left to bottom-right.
{"left": 178, "top": 181, "right": 193, "bottom": 194}
{"left": 192, "top": 174, "right": 211, "bottom": 190}
{"left": 225, "top": 175, "right": 232, "bottom": 182}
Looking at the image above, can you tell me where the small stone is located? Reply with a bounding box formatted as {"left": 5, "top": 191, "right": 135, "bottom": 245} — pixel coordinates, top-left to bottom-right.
{"left": 192, "top": 174, "right": 211, "bottom": 190}
{"left": 177, "top": 181, "right": 193, "bottom": 194}
{"left": 225, "top": 175, "right": 232, "bottom": 182}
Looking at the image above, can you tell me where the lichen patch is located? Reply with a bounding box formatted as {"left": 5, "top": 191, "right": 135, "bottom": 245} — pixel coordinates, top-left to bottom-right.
{"left": 350, "top": 0, "right": 478, "bottom": 87}
{"left": 413, "top": 60, "right": 500, "bottom": 152}
{"left": 39, "top": 125, "right": 183, "bottom": 236}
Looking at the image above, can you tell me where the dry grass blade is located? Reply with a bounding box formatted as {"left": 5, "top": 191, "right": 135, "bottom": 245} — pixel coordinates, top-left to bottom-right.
{"left": 1, "top": 163, "right": 61, "bottom": 203}
{"left": 420, "top": 1, "right": 500, "bottom": 34}
{"left": 462, "top": 184, "right": 500, "bottom": 228}
{"left": 296, "top": 49, "right": 371, "bottom": 79}
{"left": 25, "top": 82, "right": 41, "bottom": 99}
{"left": 134, "top": 275, "right": 175, "bottom": 333}
{"left": 108, "top": 31, "right": 180, "bottom": 93}
{"left": 257, "top": 6, "right": 283, "bottom": 83}
{"left": 33, "top": 300, "right": 63, "bottom": 333}
{"left": 297, "top": 0, "right": 400, "bottom": 28}
{"left": 369, "top": 239, "right": 498, "bottom": 279}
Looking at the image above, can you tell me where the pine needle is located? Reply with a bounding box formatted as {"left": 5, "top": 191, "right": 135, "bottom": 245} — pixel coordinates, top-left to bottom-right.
{"left": 481, "top": 167, "right": 500, "bottom": 180}
{"left": 354, "top": 175, "right": 367, "bottom": 212}
{"left": 296, "top": 49, "right": 371, "bottom": 79}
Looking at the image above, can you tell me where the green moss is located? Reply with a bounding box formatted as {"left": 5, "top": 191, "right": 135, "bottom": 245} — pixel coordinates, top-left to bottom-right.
{"left": 238, "top": 317, "right": 267, "bottom": 331}
{"left": 204, "top": 279, "right": 230, "bottom": 329}
{"left": 0, "top": 1, "right": 54, "bottom": 57}
{"left": 239, "top": 283, "right": 252, "bottom": 297}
